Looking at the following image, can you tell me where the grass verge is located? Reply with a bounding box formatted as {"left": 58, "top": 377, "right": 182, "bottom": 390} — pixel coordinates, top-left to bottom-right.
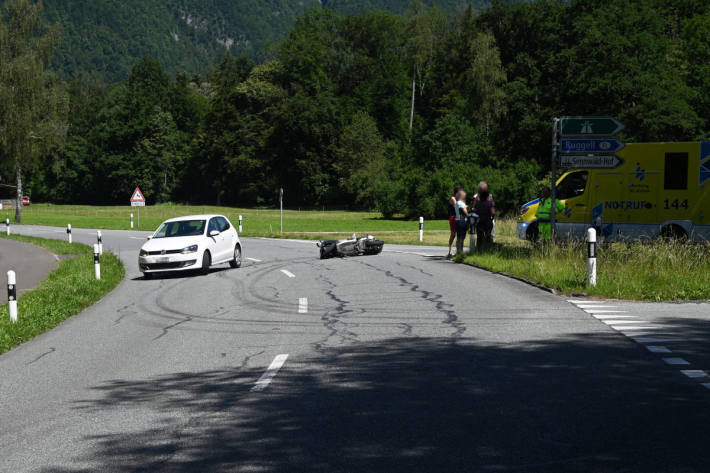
{"left": 0, "top": 235, "right": 124, "bottom": 355}
{"left": 462, "top": 239, "right": 710, "bottom": 301}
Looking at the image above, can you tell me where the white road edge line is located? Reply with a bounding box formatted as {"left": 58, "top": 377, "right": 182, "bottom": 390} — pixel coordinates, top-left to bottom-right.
{"left": 298, "top": 297, "right": 308, "bottom": 314}
{"left": 280, "top": 269, "right": 296, "bottom": 278}
{"left": 593, "top": 315, "right": 637, "bottom": 319}
{"left": 247, "top": 257, "right": 262, "bottom": 262}
{"left": 251, "top": 354, "right": 289, "bottom": 392}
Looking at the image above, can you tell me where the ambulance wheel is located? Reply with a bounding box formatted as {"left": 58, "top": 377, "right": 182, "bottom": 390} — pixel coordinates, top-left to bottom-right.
{"left": 660, "top": 225, "right": 687, "bottom": 241}
{"left": 526, "top": 222, "right": 539, "bottom": 243}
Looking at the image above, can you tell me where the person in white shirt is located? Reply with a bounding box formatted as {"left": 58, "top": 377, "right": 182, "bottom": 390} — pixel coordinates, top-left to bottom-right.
{"left": 454, "top": 189, "right": 469, "bottom": 255}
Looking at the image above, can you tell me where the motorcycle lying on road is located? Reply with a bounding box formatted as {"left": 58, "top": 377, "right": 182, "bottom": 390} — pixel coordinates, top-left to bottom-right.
{"left": 317, "top": 234, "right": 384, "bottom": 259}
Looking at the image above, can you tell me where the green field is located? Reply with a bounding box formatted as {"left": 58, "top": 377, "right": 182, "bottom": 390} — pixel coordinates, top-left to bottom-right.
{"left": 13, "top": 203, "right": 453, "bottom": 245}
{"left": 10, "top": 204, "right": 709, "bottom": 301}
{"left": 0, "top": 234, "right": 125, "bottom": 354}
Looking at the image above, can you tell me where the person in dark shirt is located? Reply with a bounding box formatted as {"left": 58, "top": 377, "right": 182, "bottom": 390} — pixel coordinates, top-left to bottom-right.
{"left": 447, "top": 185, "right": 463, "bottom": 258}
{"left": 473, "top": 181, "right": 495, "bottom": 250}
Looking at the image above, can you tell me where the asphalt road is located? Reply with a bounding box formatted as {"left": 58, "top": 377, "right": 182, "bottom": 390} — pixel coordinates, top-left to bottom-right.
{"left": 0, "top": 237, "right": 57, "bottom": 295}
{"left": 0, "top": 225, "right": 708, "bottom": 472}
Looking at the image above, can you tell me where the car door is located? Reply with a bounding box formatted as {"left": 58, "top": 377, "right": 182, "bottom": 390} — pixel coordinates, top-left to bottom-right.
{"left": 206, "top": 217, "right": 225, "bottom": 261}
{"left": 217, "top": 217, "right": 235, "bottom": 260}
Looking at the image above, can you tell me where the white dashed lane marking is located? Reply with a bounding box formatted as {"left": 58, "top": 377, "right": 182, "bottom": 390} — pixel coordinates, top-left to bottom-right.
{"left": 646, "top": 346, "right": 671, "bottom": 353}
{"left": 681, "top": 370, "right": 708, "bottom": 379}
{"left": 280, "top": 269, "right": 296, "bottom": 278}
{"left": 584, "top": 310, "right": 629, "bottom": 314}
{"left": 250, "top": 354, "right": 289, "bottom": 392}
{"left": 602, "top": 320, "right": 650, "bottom": 325}
{"left": 633, "top": 337, "right": 680, "bottom": 344}
{"left": 569, "top": 299, "right": 708, "bottom": 393}
{"left": 298, "top": 297, "right": 308, "bottom": 314}
{"left": 663, "top": 357, "right": 690, "bottom": 366}
{"left": 613, "top": 326, "right": 659, "bottom": 331}
{"left": 247, "top": 257, "right": 262, "bottom": 262}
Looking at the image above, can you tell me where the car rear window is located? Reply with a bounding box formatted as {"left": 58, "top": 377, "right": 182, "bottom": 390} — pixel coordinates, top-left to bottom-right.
{"left": 153, "top": 220, "right": 206, "bottom": 238}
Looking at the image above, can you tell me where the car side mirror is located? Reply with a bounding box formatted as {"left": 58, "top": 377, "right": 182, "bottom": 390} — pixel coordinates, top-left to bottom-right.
{"left": 209, "top": 230, "right": 220, "bottom": 237}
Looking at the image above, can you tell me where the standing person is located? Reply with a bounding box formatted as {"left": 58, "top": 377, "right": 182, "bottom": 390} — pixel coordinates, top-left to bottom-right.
{"left": 447, "top": 185, "right": 463, "bottom": 258}
{"left": 536, "top": 186, "right": 564, "bottom": 241}
{"left": 454, "top": 189, "right": 469, "bottom": 255}
{"left": 473, "top": 182, "right": 495, "bottom": 249}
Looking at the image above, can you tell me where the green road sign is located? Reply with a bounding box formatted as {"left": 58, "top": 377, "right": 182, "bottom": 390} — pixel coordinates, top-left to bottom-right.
{"left": 560, "top": 116, "right": 625, "bottom": 137}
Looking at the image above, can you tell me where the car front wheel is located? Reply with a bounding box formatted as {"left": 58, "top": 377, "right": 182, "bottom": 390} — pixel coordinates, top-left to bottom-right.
{"left": 201, "top": 250, "right": 211, "bottom": 275}
{"left": 229, "top": 244, "right": 242, "bottom": 268}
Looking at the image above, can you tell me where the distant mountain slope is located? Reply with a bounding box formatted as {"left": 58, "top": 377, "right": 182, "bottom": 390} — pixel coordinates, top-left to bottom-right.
{"left": 323, "top": 0, "right": 489, "bottom": 15}
{"left": 42, "top": 0, "right": 486, "bottom": 82}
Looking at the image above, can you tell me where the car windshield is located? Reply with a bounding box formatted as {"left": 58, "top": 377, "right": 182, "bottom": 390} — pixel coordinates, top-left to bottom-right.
{"left": 153, "top": 220, "right": 206, "bottom": 238}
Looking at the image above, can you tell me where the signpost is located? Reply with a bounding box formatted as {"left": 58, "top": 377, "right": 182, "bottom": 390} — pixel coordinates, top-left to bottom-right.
{"left": 560, "top": 138, "right": 625, "bottom": 154}
{"left": 130, "top": 187, "right": 146, "bottom": 229}
{"left": 559, "top": 154, "right": 623, "bottom": 169}
{"left": 560, "top": 116, "right": 625, "bottom": 137}
{"left": 551, "top": 116, "right": 626, "bottom": 237}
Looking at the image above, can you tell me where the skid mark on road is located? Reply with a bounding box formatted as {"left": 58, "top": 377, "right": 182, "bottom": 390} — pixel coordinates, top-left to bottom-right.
{"left": 357, "top": 260, "right": 465, "bottom": 337}
{"left": 251, "top": 354, "right": 289, "bottom": 392}
{"left": 569, "top": 299, "right": 709, "bottom": 392}
{"left": 313, "top": 271, "right": 361, "bottom": 351}
{"left": 114, "top": 303, "right": 138, "bottom": 325}
{"left": 26, "top": 347, "right": 56, "bottom": 365}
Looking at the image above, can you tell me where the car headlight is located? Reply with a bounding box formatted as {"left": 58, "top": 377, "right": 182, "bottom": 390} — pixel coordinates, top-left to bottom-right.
{"left": 139, "top": 249, "right": 149, "bottom": 257}
{"left": 181, "top": 245, "right": 198, "bottom": 254}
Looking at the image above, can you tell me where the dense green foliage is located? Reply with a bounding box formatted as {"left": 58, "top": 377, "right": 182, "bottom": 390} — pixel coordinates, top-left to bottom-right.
{"left": 0, "top": 0, "right": 68, "bottom": 223}
{"left": 13, "top": 0, "right": 710, "bottom": 218}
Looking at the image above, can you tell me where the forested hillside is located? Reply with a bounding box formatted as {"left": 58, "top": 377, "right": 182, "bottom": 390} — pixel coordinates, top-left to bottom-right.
{"left": 42, "top": 0, "right": 483, "bottom": 82}
{"left": 5, "top": 0, "right": 709, "bottom": 219}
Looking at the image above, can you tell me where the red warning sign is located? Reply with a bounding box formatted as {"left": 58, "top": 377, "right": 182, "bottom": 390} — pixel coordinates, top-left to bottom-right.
{"left": 130, "top": 187, "right": 146, "bottom": 206}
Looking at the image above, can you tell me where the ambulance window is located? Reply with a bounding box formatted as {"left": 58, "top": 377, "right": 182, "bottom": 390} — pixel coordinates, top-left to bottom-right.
{"left": 557, "top": 171, "right": 588, "bottom": 199}
{"left": 664, "top": 153, "right": 688, "bottom": 190}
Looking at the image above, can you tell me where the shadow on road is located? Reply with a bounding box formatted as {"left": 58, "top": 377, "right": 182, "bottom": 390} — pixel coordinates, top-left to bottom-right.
{"left": 49, "top": 333, "right": 710, "bottom": 473}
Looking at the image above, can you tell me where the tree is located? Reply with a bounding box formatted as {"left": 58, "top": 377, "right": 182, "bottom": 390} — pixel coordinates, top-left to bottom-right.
{"left": 405, "top": 0, "right": 437, "bottom": 131}
{"left": 0, "top": 0, "right": 68, "bottom": 222}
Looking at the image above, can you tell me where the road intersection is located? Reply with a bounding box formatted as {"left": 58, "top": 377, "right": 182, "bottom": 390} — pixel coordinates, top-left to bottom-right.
{"left": 0, "top": 225, "right": 708, "bottom": 472}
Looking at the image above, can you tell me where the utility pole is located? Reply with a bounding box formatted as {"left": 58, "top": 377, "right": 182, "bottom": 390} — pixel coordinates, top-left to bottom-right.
{"left": 551, "top": 117, "right": 560, "bottom": 240}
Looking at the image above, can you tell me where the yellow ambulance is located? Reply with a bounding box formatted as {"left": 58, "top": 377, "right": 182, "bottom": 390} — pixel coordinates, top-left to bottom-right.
{"left": 517, "top": 142, "right": 710, "bottom": 242}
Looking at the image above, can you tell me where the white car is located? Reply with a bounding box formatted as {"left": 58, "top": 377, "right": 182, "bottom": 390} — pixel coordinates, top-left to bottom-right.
{"left": 138, "top": 214, "right": 242, "bottom": 279}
